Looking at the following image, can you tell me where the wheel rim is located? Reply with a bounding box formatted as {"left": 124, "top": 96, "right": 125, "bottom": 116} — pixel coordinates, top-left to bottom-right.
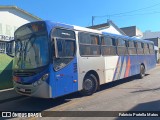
{"left": 84, "top": 79, "right": 93, "bottom": 91}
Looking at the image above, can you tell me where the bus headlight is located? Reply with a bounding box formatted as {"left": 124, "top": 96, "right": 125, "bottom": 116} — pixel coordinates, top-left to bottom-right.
{"left": 33, "top": 82, "right": 38, "bottom": 87}
{"left": 41, "top": 73, "right": 49, "bottom": 81}
{"left": 33, "top": 73, "right": 49, "bottom": 87}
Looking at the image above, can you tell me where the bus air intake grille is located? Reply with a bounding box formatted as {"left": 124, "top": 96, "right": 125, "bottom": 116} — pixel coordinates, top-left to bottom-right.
{"left": 17, "top": 87, "right": 32, "bottom": 94}
{"left": 14, "top": 72, "right": 36, "bottom": 77}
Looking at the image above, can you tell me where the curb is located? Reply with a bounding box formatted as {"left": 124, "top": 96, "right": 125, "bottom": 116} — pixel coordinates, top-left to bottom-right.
{"left": 0, "top": 88, "right": 21, "bottom": 101}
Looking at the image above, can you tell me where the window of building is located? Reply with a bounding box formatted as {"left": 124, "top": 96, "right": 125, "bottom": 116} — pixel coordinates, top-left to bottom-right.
{"left": 79, "top": 32, "right": 100, "bottom": 56}
{"left": 0, "top": 42, "right": 6, "bottom": 53}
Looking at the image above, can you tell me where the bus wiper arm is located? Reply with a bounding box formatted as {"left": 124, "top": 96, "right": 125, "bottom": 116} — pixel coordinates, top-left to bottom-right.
{"left": 24, "top": 34, "right": 37, "bottom": 60}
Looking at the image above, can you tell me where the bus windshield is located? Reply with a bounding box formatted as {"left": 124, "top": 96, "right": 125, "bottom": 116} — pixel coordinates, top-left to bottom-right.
{"left": 13, "top": 22, "right": 49, "bottom": 70}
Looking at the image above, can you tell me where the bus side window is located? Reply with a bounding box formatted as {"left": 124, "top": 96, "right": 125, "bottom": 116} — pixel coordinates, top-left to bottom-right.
{"left": 147, "top": 43, "right": 150, "bottom": 54}
{"left": 117, "top": 38, "right": 127, "bottom": 55}
{"left": 137, "top": 42, "right": 143, "bottom": 55}
{"left": 141, "top": 42, "right": 144, "bottom": 55}
{"left": 101, "top": 36, "right": 116, "bottom": 56}
{"left": 52, "top": 39, "right": 55, "bottom": 57}
{"left": 65, "top": 40, "right": 75, "bottom": 57}
{"left": 52, "top": 28, "right": 76, "bottom": 71}
{"left": 144, "top": 43, "right": 150, "bottom": 55}
{"left": 56, "top": 39, "right": 63, "bottom": 57}
{"left": 79, "top": 32, "right": 100, "bottom": 56}
{"left": 149, "top": 43, "right": 154, "bottom": 54}
{"left": 128, "top": 41, "right": 137, "bottom": 55}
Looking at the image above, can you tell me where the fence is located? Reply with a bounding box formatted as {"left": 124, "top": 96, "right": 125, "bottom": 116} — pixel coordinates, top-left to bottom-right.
{"left": 0, "top": 42, "right": 6, "bottom": 54}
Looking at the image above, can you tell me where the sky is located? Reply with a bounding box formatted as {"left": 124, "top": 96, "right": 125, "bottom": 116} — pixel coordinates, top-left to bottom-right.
{"left": 1, "top": 0, "right": 160, "bottom": 32}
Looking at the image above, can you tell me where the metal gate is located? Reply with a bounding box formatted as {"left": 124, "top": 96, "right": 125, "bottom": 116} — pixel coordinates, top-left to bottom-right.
{"left": 0, "top": 42, "right": 6, "bottom": 54}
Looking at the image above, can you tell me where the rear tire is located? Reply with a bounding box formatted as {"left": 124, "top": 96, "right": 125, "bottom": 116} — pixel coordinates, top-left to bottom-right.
{"left": 81, "top": 74, "right": 98, "bottom": 96}
{"left": 138, "top": 65, "right": 145, "bottom": 79}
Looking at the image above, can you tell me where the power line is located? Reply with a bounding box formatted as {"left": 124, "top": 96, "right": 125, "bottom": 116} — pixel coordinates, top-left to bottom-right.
{"left": 109, "top": 11, "right": 160, "bottom": 17}
{"left": 96, "top": 2, "right": 160, "bottom": 18}
{"left": 91, "top": 11, "right": 160, "bottom": 26}
{"left": 92, "top": 2, "right": 160, "bottom": 25}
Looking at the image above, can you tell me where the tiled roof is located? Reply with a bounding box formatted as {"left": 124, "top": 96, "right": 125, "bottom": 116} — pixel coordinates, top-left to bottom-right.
{"left": 87, "top": 20, "right": 126, "bottom": 35}
{"left": 0, "top": 6, "right": 42, "bottom": 20}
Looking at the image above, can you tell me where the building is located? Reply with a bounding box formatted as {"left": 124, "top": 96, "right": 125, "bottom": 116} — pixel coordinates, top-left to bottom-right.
{"left": 88, "top": 20, "right": 126, "bottom": 35}
{"left": 120, "top": 26, "right": 159, "bottom": 62}
{"left": 144, "top": 37, "right": 160, "bottom": 62}
{"left": 120, "top": 26, "right": 143, "bottom": 38}
{"left": 0, "top": 6, "right": 41, "bottom": 90}
{"left": 143, "top": 30, "right": 160, "bottom": 39}
{"left": 142, "top": 30, "right": 160, "bottom": 62}
{"left": 0, "top": 6, "right": 41, "bottom": 53}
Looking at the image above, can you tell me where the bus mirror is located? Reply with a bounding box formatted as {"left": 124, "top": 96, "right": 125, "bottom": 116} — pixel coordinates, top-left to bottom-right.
{"left": 6, "top": 52, "right": 15, "bottom": 58}
{"left": 6, "top": 40, "right": 15, "bottom": 58}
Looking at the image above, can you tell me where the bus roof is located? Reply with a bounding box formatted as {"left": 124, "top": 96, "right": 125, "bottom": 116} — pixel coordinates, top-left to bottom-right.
{"left": 102, "top": 32, "right": 154, "bottom": 44}
{"left": 44, "top": 21, "right": 153, "bottom": 44}
{"left": 45, "top": 20, "right": 101, "bottom": 34}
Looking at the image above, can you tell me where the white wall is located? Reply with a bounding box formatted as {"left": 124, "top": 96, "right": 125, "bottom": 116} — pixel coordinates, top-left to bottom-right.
{"left": 0, "top": 8, "right": 39, "bottom": 40}
{"left": 99, "top": 25, "right": 122, "bottom": 35}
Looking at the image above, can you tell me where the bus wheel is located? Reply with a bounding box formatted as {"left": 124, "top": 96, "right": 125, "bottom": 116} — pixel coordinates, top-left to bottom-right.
{"left": 138, "top": 65, "right": 145, "bottom": 79}
{"left": 81, "top": 74, "right": 98, "bottom": 96}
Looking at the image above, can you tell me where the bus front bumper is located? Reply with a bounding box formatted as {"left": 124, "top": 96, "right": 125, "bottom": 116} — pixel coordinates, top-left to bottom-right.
{"left": 13, "top": 81, "right": 52, "bottom": 98}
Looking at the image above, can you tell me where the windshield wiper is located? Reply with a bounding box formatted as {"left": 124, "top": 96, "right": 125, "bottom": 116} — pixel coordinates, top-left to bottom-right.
{"left": 24, "top": 34, "right": 36, "bottom": 61}
{"left": 15, "top": 39, "right": 23, "bottom": 68}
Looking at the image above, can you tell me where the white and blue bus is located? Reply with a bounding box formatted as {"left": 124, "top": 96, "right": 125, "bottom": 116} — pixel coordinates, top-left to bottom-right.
{"left": 12, "top": 21, "right": 156, "bottom": 98}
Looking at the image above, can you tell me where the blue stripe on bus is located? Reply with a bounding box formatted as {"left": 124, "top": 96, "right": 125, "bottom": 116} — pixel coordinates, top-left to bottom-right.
{"left": 113, "top": 54, "right": 156, "bottom": 81}
{"left": 45, "top": 21, "right": 74, "bottom": 34}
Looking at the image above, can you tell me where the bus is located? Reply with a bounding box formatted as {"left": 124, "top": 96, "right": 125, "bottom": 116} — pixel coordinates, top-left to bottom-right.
{"left": 12, "top": 21, "right": 156, "bottom": 98}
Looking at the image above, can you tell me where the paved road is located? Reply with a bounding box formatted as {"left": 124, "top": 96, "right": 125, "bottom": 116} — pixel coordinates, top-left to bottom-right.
{"left": 1, "top": 66, "right": 160, "bottom": 120}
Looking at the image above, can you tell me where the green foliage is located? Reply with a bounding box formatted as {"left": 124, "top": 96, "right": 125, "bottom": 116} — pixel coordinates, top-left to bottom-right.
{"left": 0, "top": 54, "right": 13, "bottom": 90}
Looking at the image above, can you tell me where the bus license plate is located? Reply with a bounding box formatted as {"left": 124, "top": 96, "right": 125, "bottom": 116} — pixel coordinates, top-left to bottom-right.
{"left": 19, "top": 88, "right": 25, "bottom": 92}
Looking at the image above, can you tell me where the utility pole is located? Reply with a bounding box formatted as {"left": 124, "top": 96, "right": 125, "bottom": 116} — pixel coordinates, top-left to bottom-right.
{"left": 92, "top": 16, "right": 95, "bottom": 26}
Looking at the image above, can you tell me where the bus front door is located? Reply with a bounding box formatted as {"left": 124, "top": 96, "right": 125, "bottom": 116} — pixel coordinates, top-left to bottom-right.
{"left": 53, "top": 58, "right": 78, "bottom": 97}
{"left": 52, "top": 37, "right": 78, "bottom": 97}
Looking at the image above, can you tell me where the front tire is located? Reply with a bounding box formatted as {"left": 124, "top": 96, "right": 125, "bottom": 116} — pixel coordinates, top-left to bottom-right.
{"left": 138, "top": 65, "right": 145, "bottom": 79}
{"left": 81, "top": 74, "right": 98, "bottom": 96}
